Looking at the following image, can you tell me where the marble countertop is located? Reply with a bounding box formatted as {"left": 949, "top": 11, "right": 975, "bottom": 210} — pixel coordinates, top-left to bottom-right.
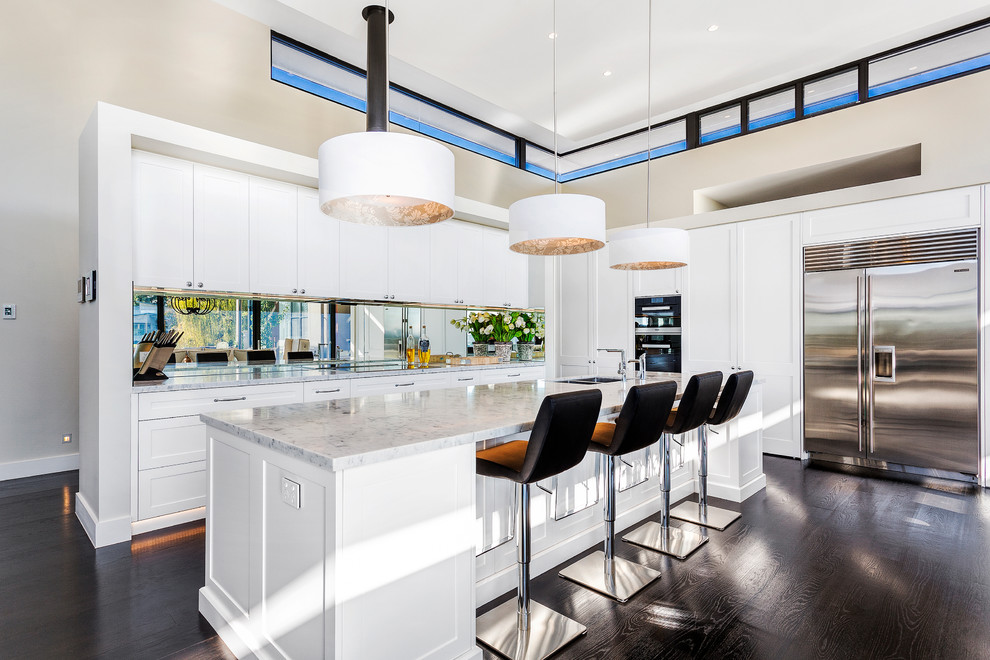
{"left": 133, "top": 359, "right": 546, "bottom": 393}
{"left": 201, "top": 373, "right": 687, "bottom": 472}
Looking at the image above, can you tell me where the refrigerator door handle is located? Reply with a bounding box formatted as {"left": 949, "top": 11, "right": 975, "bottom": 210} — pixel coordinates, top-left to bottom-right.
{"left": 856, "top": 275, "right": 864, "bottom": 453}
{"left": 866, "top": 275, "right": 875, "bottom": 455}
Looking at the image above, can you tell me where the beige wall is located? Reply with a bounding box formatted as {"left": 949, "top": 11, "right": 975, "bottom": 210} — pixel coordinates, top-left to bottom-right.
{"left": 1, "top": 0, "right": 988, "bottom": 470}
{"left": 567, "top": 67, "right": 990, "bottom": 230}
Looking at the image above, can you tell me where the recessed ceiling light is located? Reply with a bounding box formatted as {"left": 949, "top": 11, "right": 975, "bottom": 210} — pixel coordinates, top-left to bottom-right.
{"left": 548, "top": 32, "right": 557, "bottom": 39}
{"left": 908, "top": 65, "right": 918, "bottom": 71}
{"left": 603, "top": 70, "right": 612, "bottom": 77}
{"left": 707, "top": 25, "right": 719, "bottom": 32}
{"left": 807, "top": 89, "right": 815, "bottom": 93}
{"left": 723, "top": 114, "right": 731, "bottom": 118}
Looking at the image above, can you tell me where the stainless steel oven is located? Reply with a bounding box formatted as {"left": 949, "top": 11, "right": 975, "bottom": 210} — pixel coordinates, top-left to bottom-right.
{"left": 634, "top": 296, "right": 681, "bottom": 372}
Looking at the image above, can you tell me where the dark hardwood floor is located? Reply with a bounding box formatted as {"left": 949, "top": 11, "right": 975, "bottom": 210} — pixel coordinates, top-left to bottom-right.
{"left": 2, "top": 458, "right": 989, "bottom": 659}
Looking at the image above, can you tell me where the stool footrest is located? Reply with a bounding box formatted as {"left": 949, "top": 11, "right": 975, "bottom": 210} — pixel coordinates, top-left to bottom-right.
{"left": 669, "top": 502, "right": 741, "bottom": 532}
{"left": 558, "top": 551, "right": 660, "bottom": 602}
{"left": 477, "top": 599, "right": 585, "bottom": 660}
{"left": 623, "top": 521, "right": 709, "bottom": 560}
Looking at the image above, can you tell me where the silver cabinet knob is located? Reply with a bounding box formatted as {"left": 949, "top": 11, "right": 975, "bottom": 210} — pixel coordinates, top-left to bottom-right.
{"left": 186, "top": 281, "right": 192, "bottom": 287}
{"left": 300, "top": 288, "right": 305, "bottom": 294}
{"left": 391, "top": 295, "right": 395, "bottom": 299}
{"left": 292, "top": 288, "right": 298, "bottom": 294}
{"left": 197, "top": 282, "right": 204, "bottom": 288}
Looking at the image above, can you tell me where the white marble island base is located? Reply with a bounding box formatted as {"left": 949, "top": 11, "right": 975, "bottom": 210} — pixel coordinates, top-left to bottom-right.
{"left": 200, "top": 430, "right": 480, "bottom": 660}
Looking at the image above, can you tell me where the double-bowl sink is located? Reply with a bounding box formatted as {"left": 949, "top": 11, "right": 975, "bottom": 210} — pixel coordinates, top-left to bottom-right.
{"left": 557, "top": 376, "right": 622, "bottom": 385}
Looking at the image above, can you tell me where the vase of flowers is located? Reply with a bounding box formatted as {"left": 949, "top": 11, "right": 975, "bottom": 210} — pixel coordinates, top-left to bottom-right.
{"left": 474, "top": 311, "right": 526, "bottom": 362}
{"left": 515, "top": 312, "right": 545, "bottom": 361}
{"left": 450, "top": 312, "right": 491, "bottom": 357}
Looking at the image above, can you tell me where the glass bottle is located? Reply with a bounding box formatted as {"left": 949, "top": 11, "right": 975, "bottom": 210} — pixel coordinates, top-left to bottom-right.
{"left": 405, "top": 332, "right": 415, "bottom": 365}
{"left": 419, "top": 325, "right": 431, "bottom": 365}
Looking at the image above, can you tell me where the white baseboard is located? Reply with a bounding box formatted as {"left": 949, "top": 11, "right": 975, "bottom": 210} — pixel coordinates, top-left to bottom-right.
{"left": 0, "top": 453, "right": 79, "bottom": 482}
{"left": 708, "top": 473, "right": 768, "bottom": 503}
{"left": 199, "top": 587, "right": 264, "bottom": 660}
{"left": 75, "top": 492, "right": 132, "bottom": 548}
{"left": 131, "top": 507, "right": 205, "bottom": 536}
{"left": 475, "top": 480, "right": 694, "bottom": 606}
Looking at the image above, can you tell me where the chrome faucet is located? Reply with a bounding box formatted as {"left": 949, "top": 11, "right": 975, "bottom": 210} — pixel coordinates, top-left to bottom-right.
{"left": 628, "top": 353, "right": 647, "bottom": 381}
{"left": 599, "top": 348, "right": 627, "bottom": 383}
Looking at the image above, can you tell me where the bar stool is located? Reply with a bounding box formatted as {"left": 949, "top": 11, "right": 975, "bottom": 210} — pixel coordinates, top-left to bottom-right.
{"left": 558, "top": 381, "right": 677, "bottom": 602}
{"left": 475, "top": 389, "right": 603, "bottom": 660}
{"left": 670, "top": 370, "right": 754, "bottom": 530}
{"left": 623, "top": 371, "right": 723, "bottom": 560}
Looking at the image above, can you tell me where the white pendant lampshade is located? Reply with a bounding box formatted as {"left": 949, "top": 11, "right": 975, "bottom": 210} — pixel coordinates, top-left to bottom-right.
{"left": 318, "top": 131, "right": 454, "bottom": 226}
{"left": 609, "top": 227, "right": 689, "bottom": 270}
{"left": 318, "top": 5, "right": 454, "bottom": 227}
{"left": 509, "top": 194, "right": 606, "bottom": 255}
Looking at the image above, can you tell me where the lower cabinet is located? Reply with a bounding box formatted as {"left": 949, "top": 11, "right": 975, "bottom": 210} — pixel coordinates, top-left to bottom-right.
{"left": 138, "top": 461, "right": 207, "bottom": 520}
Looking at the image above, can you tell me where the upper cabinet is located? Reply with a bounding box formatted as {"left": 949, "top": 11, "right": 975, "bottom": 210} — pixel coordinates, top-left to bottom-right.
{"left": 132, "top": 152, "right": 529, "bottom": 308}
{"left": 193, "top": 165, "right": 250, "bottom": 293}
{"left": 132, "top": 151, "right": 194, "bottom": 290}
{"left": 632, "top": 267, "right": 682, "bottom": 297}
{"left": 297, "top": 189, "right": 340, "bottom": 299}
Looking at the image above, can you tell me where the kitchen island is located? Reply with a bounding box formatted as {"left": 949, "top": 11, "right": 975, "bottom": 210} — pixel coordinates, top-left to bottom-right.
{"left": 198, "top": 375, "right": 764, "bottom": 660}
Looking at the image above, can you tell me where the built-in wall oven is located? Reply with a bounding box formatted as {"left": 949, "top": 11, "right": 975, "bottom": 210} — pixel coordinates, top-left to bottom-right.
{"left": 634, "top": 295, "right": 681, "bottom": 372}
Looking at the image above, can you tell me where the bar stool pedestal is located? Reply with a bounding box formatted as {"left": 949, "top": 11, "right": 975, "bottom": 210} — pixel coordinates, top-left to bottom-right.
{"left": 622, "top": 432, "right": 708, "bottom": 559}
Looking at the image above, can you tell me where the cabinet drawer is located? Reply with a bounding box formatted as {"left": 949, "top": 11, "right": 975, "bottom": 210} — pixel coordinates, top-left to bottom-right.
{"left": 303, "top": 379, "right": 352, "bottom": 402}
{"left": 138, "top": 416, "right": 206, "bottom": 470}
{"left": 351, "top": 372, "right": 449, "bottom": 396}
{"left": 485, "top": 367, "right": 545, "bottom": 384}
{"left": 138, "top": 383, "right": 304, "bottom": 420}
{"left": 138, "top": 462, "right": 206, "bottom": 520}
{"left": 448, "top": 371, "right": 484, "bottom": 387}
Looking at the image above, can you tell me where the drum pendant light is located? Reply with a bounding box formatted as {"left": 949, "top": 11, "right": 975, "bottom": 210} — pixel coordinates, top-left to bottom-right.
{"left": 318, "top": 5, "right": 454, "bottom": 226}
{"left": 609, "top": 0, "right": 688, "bottom": 270}
{"left": 509, "top": 0, "right": 605, "bottom": 256}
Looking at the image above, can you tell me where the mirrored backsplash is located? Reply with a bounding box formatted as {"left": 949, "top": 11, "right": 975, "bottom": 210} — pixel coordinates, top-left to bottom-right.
{"left": 134, "top": 292, "right": 545, "bottom": 362}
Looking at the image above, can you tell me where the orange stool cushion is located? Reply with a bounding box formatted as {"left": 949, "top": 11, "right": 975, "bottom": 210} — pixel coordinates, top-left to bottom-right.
{"left": 476, "top": 440, "right": 528, "bottom": 473}
{"left": 666, "top": 408, "right": 678, "bottom": 429}
{"left": 591, "top": 422, "right": 616, "bottom": 448}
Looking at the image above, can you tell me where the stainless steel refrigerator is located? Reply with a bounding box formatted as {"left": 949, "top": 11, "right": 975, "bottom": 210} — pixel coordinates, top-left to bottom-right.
{"left": 803, "top": 229, "right": 979, "bottom": 480}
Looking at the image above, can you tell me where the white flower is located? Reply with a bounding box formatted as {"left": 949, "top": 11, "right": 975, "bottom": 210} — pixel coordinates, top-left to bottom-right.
{"left": 485, "top": 324, "right": 493, "bottom": 334}
{"left": 503, "top": 313, "right": 512, "bottom": 322}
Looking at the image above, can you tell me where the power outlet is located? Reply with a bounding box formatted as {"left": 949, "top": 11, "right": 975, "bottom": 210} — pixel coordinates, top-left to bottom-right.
{"left": 2, "top": 304, "right": 14, "bottom": 320}
{"left": 280, "top": 477, "right": 301, "bottom": 509}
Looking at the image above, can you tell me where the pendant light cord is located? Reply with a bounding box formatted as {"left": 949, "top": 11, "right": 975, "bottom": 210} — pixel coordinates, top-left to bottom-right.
{"left": 384, "top": 0, "right": 390, "bottom": 132}
{"left": 645, "top": 0, "right": 652, "bottom": 229}
{"left": 553, "top": 0, "right": 560, "bottom": 194}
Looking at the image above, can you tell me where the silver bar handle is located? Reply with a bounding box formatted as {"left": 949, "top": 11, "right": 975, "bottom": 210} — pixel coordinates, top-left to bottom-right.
{"left": 641, "top": 306, "right": 671, "bottom": 311}
{"left": 866, "top": 275, "right": 875, "bottom": 455}
{"left": 457, "top": 377, "right": 474, "bottom": 382}
{"left": 214, "top": 396, "right": 247, "bottom": 403}
{"left": 314, "top": 389, "right": 340, "bottom": 394}
{"left": 394, "top": 382, "right": 414, "bottom": 387}
{"left": 856, "top": 275, "right": 863, "bottom": 453}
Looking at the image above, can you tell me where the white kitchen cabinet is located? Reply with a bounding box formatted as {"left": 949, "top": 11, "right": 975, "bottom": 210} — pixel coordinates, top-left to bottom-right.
{"left": 297, "top": 188, "right": 340, "bottom": 298}
{"left": 557, "top": 252, "right": 598, "bottom": 377}
{"left": 350, "top": 372, "right": 450, "bottom": 396}
{"left": 132, "top": 151, "right": 194, "bottom": 289}
{"left": 302, "top": 379, "right": 352, "bottom": 402}
{"left": 482, "top": 228, "right": 509, "bottom": 307}
{"left": 193, "top": 164, "right": 250, "bottom": 293}
{"left": 506, "top": 250, "right": 530, "bottom": 309}
{"left": 596, "top": 247, "right": 633, "bottom": 361}
{"left": 387, "top": 224, "right": 432, "bottom": 302}
{"left": 632, "top": 266, "right": 682, "bottom": 297}
{"left": 682, "top": 215, "right": 802, "bottom": 458}
{"left": 458, "top": 222, "right": 486, "bottom": 305}
{"left": 339, "top": 221, "right": 389, "bottom": 300}
{"left": 138, "top": 461, "right": 207, "bottom": 520}
{"left": 138, "top": 416, "right": 206, "bottom": 470}
{"left": 249, "top": 177, "right": 297, "bottom": 296}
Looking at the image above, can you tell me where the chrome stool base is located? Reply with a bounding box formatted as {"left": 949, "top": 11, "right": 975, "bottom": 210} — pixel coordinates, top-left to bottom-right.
{"left": 669, "top": 501, "right": 740, "bottom": 531}
{"left": 623, "top": 521, "right": 708, "bottom": 560}
{"left": 476, "top": 599, "right": 586, "bottom": 660}
{"left": 559, "top": 550, "right": 661, "bottom": 603}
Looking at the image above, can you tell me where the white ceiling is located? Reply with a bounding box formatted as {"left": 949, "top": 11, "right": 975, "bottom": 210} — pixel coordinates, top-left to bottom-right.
{"left": 217, "top": 0, "right": 990, "bottom": 151}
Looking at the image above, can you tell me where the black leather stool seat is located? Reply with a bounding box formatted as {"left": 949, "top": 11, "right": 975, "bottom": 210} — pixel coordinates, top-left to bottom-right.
{"left": 559, "top": 381, "right": 678, "bottom": 602}
{"left": 476, "top": 389, "right": 602, "bottom": 484}
{"left": 710, "top": 370, "right": 754, "bottom": 426}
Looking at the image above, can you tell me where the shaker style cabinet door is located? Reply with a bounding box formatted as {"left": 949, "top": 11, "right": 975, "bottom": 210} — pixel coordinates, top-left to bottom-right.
{"left": 429, "top": 220, "right": 461, "bottom": 304}
{"left": 482, "top": 227, "right": 509, "bottom": 307}
{"left": 132, "top": 151, "right": 194, "bottom": 289}
{"left": 297, "top": 188, "right": 340, "bottom": 298}
{"left": 457, "top": 222, "right": 486, "bottom": 306}
{"left": 682, "top": 223, "right": 736, "bottom": 373}
{"left": 505, "top": 249, "right": 530, "bottom": 309}
{"left": 338, "top": 220, "right": 389, "bottom": 301}
{"left": 633, "top": 267, "right": 681, "bottom": 297}
{"left": 193, "top": 165, "right": 250, "bottom": 293}
{"left": 387, "top": 224, "right": 431, "bottom": 302}
{"left": 249, "top": 177, "right": 298, "bottom": 296}
{"left": 557, "top": 251, "right": 598, "bottom": 377}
